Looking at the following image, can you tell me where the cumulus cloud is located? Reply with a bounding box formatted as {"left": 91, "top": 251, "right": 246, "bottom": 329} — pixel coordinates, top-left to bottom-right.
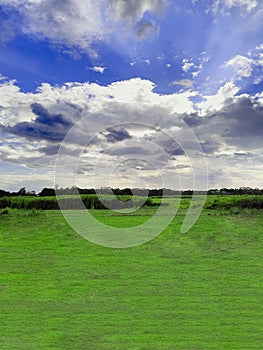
{"left": 197, "top": 81, "right": 240, "bottom": 114}
{"left": 225, "top": 54, "right": 254, "bottom": 78}
{"left": 215, "top": 95, "right": 263, "bottom": 143}
{"left": 1, "top": 77, "right": 263, "bottom": 189}
{"left": 89, "top": 66, "right": 107, "bottom": 73}
{"left": 104, "top": 126, "right": 132, "bottom": 143}
{"left": 192, "top": 90, "right": 263, "bottom": 154}
{"left": 181, "top": 56, "right": 207, "bottom": 78}
{"left": 0, "top": 77, "right": 202, "bottom": 189}
{"left": 1, "top": 103, "right": 74, "bottom": 142}
{"left": 182, "top": 59, "right": 194, "bottom": 73}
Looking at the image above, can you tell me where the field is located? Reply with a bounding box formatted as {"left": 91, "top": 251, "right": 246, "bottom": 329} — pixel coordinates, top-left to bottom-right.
{"left": 1, "top": 196, "right": 263, "bottom": 349}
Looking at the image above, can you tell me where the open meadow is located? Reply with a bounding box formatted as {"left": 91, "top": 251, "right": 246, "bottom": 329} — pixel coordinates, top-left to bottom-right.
{"left": 1, "top": 196, "right": 263, "bottom": 349}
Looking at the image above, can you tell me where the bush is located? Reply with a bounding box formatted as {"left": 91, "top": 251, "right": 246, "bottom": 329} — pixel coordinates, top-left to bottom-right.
{"left": 0, "top": 208, "right": 9, "bottom": 215}
{"left": 205, "top": 195, "right": 263, "bottom": 211}
{"left": 0, "top": 194, "right": 161, "bottom": 211}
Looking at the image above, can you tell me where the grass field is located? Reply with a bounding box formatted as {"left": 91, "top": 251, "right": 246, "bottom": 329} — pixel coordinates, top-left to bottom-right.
{"left": 1, "top": 198, "right": 263, "bottom": 349}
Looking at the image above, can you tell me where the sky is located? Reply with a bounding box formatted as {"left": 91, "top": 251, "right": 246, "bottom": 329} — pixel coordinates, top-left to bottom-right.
{"left": 0, "top": 0, "right": 263, "bottom": 192}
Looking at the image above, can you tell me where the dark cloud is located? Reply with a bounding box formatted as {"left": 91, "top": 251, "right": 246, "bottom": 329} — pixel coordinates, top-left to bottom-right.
{"left": 103, "top": 145, "right": 152, "bottom": 156}
{"left": 192, "top": 95, "right": 263, "bottom": 153}
{"left": 183, "top": 114, "right": 202, "bottom": 127}
{"left": 111, "top": 0, "right": 166, "bottom": 23}
{"left": 39, "top": 144, "right": 61, "bottom": 156}
{"left": 167, "top": 148, "right": 185, "bottom": 156}
{"left": 200, "top": 140, "right": 221, "bottom": 154}
{"left": 220, "top": 97, "right": 263, "bottom": 138}
{"left": 104, "top": 126, "right": 132, "bottom": 143}
{"left": 144, "top": 130, "right": 185, "bottom": 156}
{"left": 137, "top": 21, "right": 159, "bottom": 40}
{"left": 2, "top": 103, "right": 73, "bottom": 142}
{"left": 234, "top": 152, "right": 251, "bottom": 157}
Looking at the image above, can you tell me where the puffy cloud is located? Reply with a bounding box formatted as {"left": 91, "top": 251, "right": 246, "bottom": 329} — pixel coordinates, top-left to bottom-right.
{"left": 197, "top": 81, "right": 240, "bottom": 115}
{"left": 182, "top": 59, "right": 194, "bottom": 73}
{"left": 225, "top": 55, "right": 254, "bottom": 78}
{"left": 1, "top": 103, "right": 74, "bottom": 142}
{"left": 192, "top": 91, "right": 263, "bottom": 153}
{"left": 0, "top": 77, "right": 196, "bottom": 149}
{"left": 213, "top": 95, "right": 263, "bottom": 143}
{"left": 89, "top": 66, "right": 107, "bottom": 73}
{"left": 1, "top": 77, "right": 263, "bottom": 190}
{"left": 0, "top": 77, "right": 202, "bottom": 189}
{"left": 104, "top": 126, "right": 132, "bottom": 143}
{"left": 181, "top": 56, "right": 207, "bottom": 78}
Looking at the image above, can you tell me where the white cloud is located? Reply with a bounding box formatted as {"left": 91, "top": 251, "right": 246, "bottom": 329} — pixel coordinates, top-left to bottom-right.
{"left": 257, "top": 53, "right": 263, "bottom": 66}
{"left": 1, "top": 77, "right": 263, "bottom": 190}
{"left": 8, "top": 0, "right": 106, "bottom": 50}
{"left": 256, "top": 43, "right": 263, "bottom": 50}
{"left": 90, "top": 66, "right": 107, "bottom": 73}
{"left": 225, "top": 54, "right": 254, "bottom": 78}
{"left": 0, "top": 78, "right": 197, "bottom": 131}
{"left": 197, "top": 81, "right": 240, "bottom": 114}
{"left": 0, "top": 0, "right": 166, "bottom": 52}
{"left": 170, "top": 79, "right": 193, "bottom": 88}
{"left": 181, "top": 56, "right": 207, "bottom": 78}
{"left": 211, "top": 0, "right": 259, "bottom": 14}
{"left": 226, "top": 0, "right": 258, "bottom": 12}
{"left": 192, "top": 70, "right": 201, "bottom": 78}
{"left": 182, "top": 59, "right": 194, "bottom": 72}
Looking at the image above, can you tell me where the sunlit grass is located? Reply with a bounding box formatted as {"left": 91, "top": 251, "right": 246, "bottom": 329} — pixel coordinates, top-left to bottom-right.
{"left": 1, "top": 202, "right": 263, "bottom": 349}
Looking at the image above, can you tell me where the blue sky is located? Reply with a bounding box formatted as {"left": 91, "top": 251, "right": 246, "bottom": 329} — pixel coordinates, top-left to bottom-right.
{"left": 0, "top": 0, "right": 263, "bottom": 191}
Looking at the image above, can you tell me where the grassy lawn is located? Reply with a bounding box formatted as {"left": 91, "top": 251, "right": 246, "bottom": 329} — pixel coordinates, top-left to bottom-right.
{"left": 0, "top": 204, "right": 263, "bottom": 349}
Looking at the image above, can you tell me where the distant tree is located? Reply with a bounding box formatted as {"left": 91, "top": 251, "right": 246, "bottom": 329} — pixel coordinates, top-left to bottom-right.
{"left": 0, "top": 189, "right": 11, "bottom": 197}
{"left": 38, "top": 188, "right": 56, "bottom": 197}
{"left": 18, "top": 187, "right": 27, "bottom": 196}
{"left": 208, "top": 189, "right": 219, "bottom": 195}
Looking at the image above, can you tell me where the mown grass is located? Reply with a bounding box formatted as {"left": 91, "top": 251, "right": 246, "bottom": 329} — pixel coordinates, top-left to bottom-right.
{"left": 0, "top": 200, "right": 263, "bottom": 349}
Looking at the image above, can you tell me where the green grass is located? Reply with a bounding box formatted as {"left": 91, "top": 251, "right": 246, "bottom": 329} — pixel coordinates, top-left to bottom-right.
{"left": 1, "top": 204, "right": 263, "bottom": 349}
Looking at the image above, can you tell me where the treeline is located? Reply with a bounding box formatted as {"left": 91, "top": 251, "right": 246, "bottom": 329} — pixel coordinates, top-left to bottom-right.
{"left": 0, "top": 187, "right": 166, "bottom": 197}
{"left": 206, "top": 195, "right": 263, "bottom": 210}
{"left": 1, "top": 186, "right": 263, "bottom": 198}
{"left": 207, "top": 187, "right": 263, "bottom": 195}
{"left": 0, "top": 194, "right": 158, "bottom": 211}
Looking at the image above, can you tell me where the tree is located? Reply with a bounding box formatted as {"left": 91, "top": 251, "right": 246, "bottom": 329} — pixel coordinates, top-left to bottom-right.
{"left": 18, "top": 187, "right": 27, "bottom": 196}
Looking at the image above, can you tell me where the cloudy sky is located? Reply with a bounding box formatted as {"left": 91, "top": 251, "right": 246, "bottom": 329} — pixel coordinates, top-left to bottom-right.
{"left": 0, "top": 0, "right": 263, "bottom": 192}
